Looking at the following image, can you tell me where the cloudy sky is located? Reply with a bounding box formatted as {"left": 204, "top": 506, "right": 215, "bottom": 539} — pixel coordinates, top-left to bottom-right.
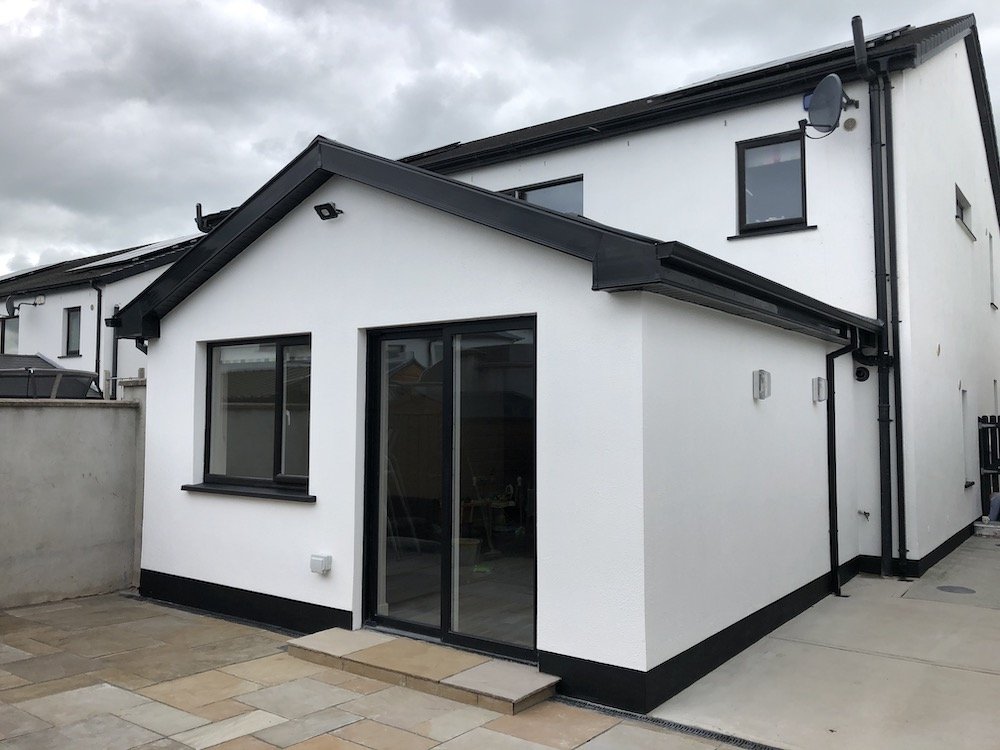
{"left": 1, "top": 0, "right": 998, "bottom": 274}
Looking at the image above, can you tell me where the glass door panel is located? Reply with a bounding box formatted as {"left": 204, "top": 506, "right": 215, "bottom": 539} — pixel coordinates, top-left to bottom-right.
{"left": 450, "top": 329, "right": 535, "bottom": 648}
{"left": 376, "top": 336, "right": 444, "bottom": 628}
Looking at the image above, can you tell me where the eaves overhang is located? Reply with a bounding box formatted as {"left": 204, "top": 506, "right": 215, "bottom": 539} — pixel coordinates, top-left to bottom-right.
{"left": 594, "top": 240, "right": 882, "bottom": 344}
{"left": 114, "top": 138, "right": 881, "bottom": 347}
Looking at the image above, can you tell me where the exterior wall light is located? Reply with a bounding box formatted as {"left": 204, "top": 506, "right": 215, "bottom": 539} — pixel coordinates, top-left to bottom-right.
{"left": 753, "top": 369, "right": 772, "bottom": 400}
{"left": 314, "top": 203, "right": 344, "bottom": 220}
{"left": 812, "top": 376, "right": 828, "bottom": 402}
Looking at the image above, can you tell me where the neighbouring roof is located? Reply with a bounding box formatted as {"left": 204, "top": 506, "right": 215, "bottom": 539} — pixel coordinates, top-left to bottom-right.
{"left": 112, "top": 137, "right": 880, "bottom": 345}
{"left": 0, "top": 234, "right": 202, "bottom": 300}
{"left": 403, "top": 16, "right": 986, "bottom": 174}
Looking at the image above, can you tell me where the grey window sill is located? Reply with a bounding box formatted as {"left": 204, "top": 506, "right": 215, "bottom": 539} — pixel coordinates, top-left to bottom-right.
{"left": 181, "top": 482, "right": 316, "bottom": 503}
{"left": 58, "top": 353, "right": 82, "bottom": 359}
{"left": 728, "top": 224, "right": 817, "bottom": 241}
{"left": 956, "top": 217, "right": 977, "bottom": 241}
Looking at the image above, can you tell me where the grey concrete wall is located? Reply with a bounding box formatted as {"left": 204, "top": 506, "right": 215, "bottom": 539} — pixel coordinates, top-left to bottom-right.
{"left": 0, "top": 399, "right": 140, "bottom": 607}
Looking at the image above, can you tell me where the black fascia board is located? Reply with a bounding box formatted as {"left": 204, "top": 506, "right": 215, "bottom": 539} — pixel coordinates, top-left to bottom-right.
{"left": 405, "top": 17, "right": 976, "bottom": 175}
{"left": 316, "top": 139, "right": 655, "bottom": 264}
{"left": 114, "top": 139, "right": 331, "bottom": 340}
{"left": 965, "top": 29, "right": 1000, "bottom": 230}
{"left": 114, "top": 138, "right": 668, "bottom": 340}
{"left": 594, "top": 239, "right": 882, "bottom": 343}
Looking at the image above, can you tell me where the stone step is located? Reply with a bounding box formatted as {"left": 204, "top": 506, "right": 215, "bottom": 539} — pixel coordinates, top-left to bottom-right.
{"left": 974, "top": 521, "right": 1000, "bottom": 537}
{"left": 286, "top": 628, "right": 558, "bottom": 714}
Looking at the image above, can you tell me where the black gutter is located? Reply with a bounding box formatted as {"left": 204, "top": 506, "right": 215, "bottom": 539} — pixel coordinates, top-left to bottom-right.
{"left": 827, "top": 331, "right": 857, "bottom": 596}
{"left": 855, "top": 15, "right": 895, "bottom": 578}
{"left": 883, "top": 70, "right": 909, "bottom": 576}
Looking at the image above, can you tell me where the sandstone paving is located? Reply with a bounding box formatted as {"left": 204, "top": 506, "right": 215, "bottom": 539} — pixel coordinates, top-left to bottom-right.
{"left": 0, "top": 593, "right": 732, "bottom": 749}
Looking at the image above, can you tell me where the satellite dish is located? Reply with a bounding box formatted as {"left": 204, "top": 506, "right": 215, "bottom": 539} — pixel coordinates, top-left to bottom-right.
{"left": 4, "top": 296, "right": 14, "bottom": 317}
{"left": 807, "top": 74, "right": 846, "bottom": 133}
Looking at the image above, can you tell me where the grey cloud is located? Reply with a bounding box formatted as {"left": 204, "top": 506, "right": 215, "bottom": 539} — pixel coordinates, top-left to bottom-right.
{"left": 0, "top": 0, "right": 997, "bottom": 274}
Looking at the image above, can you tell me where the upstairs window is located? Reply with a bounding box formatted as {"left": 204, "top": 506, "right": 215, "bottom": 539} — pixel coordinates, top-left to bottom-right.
{"left": 956, "top": 184, "right": 974, "bottom": 239}
{"left": 0, "top": 316, "right": 17, "bottom": 354}
{"left": 737, "top": 132, "right": 806, "bottom": 234}
{"left": 64, "top": 307, "right": 81, "bottom": 356}
{"left": 205, "top": 335, "right": 311, "bottom": 489}
{"left": 506, "top": 176, "right": 583, "bottom": 214}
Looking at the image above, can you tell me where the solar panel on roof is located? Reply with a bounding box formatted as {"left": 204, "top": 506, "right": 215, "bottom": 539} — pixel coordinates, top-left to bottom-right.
{"left": 70, "top": 234, "right": 201, "bottom": 272}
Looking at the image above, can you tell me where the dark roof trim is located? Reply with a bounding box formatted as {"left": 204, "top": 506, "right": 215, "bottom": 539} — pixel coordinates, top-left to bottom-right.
{"left": 403, "top": 16, "right": 977, "bottom": 175}
{"left": 114, "top": 138, "right": 879, "bottom": 346}
{"left": 965, "top": 29, "right": 1000, "bottom": 228}
{"left": 594, "top": 240, "right": 881, "bottom": 343}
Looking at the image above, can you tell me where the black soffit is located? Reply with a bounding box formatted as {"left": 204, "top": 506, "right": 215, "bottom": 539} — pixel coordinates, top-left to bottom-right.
{"left": 112, "top": 138, "right": 880, "bottom": 345}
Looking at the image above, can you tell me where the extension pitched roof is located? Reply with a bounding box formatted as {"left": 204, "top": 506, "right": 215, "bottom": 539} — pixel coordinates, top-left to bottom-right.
{"left": 0, "top": 234, "right": 202, "bottom": 300}
{"left": 112, "top": 137, "right": 879, "bottom": 345}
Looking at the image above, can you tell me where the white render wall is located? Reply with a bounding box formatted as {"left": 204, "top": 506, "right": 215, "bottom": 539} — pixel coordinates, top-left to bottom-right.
{"left": 141, "top": 177, "right": 650, "bottom": 669}
{"left": 451, "top": 82, "right": 876, "bottom": 317}
{"left": 7, "top": 266, "right": 167, "bottom": 393}
{"left": 640, "top": 294, "right": 880, "bottom": 668}
{"left": 892, "top": 44, "right": 1000, "bottom": 557}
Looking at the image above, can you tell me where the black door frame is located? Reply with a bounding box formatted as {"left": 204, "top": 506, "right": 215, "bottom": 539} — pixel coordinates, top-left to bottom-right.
{"left": 362, "top": 316, "right": 537, "bottom": 662}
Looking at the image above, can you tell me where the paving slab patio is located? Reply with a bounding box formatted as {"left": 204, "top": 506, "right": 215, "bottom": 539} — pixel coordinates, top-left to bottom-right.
{"left": 0, "top": 593, "right": 727, "bottom": 749}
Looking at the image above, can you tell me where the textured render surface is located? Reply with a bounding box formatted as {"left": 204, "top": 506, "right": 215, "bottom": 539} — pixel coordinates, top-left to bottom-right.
{"left": 651, "top": 538, "right": 1000, "bottom": 749}
{"left": 0, "top": 401, "right": 139, "bottom": 608}
{"left": 0, "top": 594, "right": 733, "bottom": 749}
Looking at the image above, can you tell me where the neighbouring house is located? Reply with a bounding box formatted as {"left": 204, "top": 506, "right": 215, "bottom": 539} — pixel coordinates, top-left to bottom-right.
{"left": 0, "top": 234, "right": 205, "bottom": 397}
{"left": 110, "top": 14, "right": 1000, "bottom": 713}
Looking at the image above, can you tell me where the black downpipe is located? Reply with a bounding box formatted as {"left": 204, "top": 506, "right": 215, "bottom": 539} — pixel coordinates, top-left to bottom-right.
{"left": 883, "top": 72, "right": 909, "bottom": 576}
{"left": 110, "top": 304, "right": 120, "bottom": 400}
{"left": 92, "top": 282, "right": 103, "bottom": 394}
{"left": 827, "top": 330, "right": 857, "bottom": 596}
{"left": 855, "top": 16, "right": 894, "bottom": 577}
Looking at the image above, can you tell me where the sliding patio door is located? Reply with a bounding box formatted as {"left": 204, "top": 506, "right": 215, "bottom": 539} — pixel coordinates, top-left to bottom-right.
{"left": 366, "top": 318, "right": 535, "bottom": 658}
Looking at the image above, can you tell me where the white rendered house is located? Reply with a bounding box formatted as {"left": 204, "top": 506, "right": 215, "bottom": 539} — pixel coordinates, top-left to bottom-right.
{"left": 112, "top": 15, "right": 1000, "bottom": 712}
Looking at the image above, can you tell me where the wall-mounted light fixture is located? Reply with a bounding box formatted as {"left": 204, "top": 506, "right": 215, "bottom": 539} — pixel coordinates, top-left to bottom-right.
{"left": 314, "top": 203, "right": 344, "bottom": 220}
{"left": 812, "top": 376, "right": 828, "bottom": 402}
{"left": 753, "top": 369, "right": 771, "bottom": 400}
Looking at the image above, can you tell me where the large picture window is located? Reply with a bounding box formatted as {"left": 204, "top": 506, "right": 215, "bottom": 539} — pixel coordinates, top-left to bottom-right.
{"left": 205, "top": 335, "right": 311, "bottom": 489}
{"left": 737, "top": 131, "right": 806, "bottom": 234}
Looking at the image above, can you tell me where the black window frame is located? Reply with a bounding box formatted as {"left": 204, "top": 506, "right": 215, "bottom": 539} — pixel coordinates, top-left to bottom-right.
{"left": 502, "top": 174, "right": 584, "bottom": 214}
{"left": 64, "top": 307, "right": 81, "bottom": 356}
{"left": 736, "top": 130, "right": 807, "bottom": 235}
{"left": 203, "top": 333, "right": 311, "bottom": 492}
{"left": 0, "top": 316, "right": 16, "bottom": 354}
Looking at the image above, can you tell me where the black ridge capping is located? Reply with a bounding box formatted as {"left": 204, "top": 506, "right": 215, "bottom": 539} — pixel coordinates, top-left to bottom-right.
{"left": 114, "top": 136, "right": 878, "bottom": 346}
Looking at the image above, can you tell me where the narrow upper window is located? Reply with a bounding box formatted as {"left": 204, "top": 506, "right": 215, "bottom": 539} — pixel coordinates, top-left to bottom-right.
{"left": 206, "top": 335, "right": 311, "bottom": 488}
{"left": 956, "top": 185, "right": 975, "bottom": 240}
{"left": 737, "top": 131, "right": 806, "bottom": 234}
{"left": 505, "top": 176, "right": 583, "bottom": 214}
{"left": 64, "top": 307, "right": 81, "bottom": 356}
{"left": 0, "top": 316, "right": 17, "bottom": 354}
